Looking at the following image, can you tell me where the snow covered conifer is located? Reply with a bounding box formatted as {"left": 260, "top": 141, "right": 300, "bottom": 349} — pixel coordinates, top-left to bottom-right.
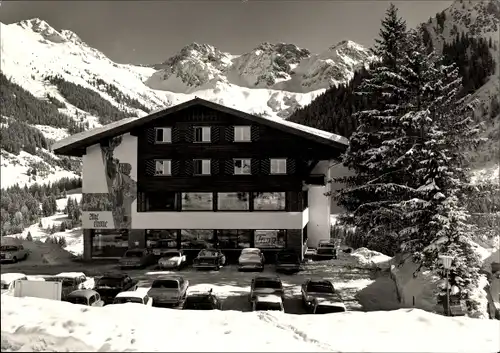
{"left": 332, "top": 4, "right": 414, "bottom": 254}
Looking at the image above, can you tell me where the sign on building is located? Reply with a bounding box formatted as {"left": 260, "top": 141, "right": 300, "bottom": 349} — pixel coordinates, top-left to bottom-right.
{"left": 82, "top": 211, "right": 115, "bottom": 229}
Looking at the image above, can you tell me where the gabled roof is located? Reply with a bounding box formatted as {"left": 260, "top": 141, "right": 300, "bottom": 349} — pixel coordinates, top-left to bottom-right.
{"left": 52, "top": 97, "right": 348, "bottom": 157}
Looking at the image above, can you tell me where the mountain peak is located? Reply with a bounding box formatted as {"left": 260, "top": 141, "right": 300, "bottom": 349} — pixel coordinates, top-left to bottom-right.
{"left": 17, "top": 18, "right": 54, "bottom": 31}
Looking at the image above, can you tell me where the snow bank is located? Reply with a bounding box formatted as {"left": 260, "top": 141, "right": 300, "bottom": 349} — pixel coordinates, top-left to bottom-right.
{"left": 1, "top": 295, "right": 498, "bottom": 352}
{"left": 350, "top": 247, "right": 391, "bottom": 270}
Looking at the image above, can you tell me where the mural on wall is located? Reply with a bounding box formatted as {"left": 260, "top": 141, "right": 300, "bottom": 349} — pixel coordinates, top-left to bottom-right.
{"left": 82, "top": 136, "right": 137, "bottom": 229}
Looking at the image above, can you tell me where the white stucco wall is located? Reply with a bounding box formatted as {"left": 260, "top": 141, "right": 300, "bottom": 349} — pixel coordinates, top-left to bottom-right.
{"left": 82, "top": 144, "right": 108, "bottom": 193}
{"left": 131, "top": 203, "right": 309, "bottom": 230}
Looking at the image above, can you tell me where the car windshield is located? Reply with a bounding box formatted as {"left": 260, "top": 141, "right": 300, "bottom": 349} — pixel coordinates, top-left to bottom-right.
{"left": 163, "top": 251, "right": 180, "bottom": 257}
{"left": 0, "top": 246, "right": 18, "bottom": 251}
{"left": 278, "top": 253, "right": 297, "bottom": 261}
{"left": 307, "top": 282, "right": 334, "bottom": 293}
{"left": 184, "top": 297, "right": 214, "bottom": 310}
{"left": 113, "top": 297, "right": 143, "bottom": 304}
{"left": 255, "top": 302, "right": 282, "bottom": 311}
{"left": 1, "top": 283, "right": 10, "bottom": 290}
{"left": 151, "top": 280, "right": 179, "bottom": 289}
{"left": 46, "top": 277, "right": 73, "bottom": 286}
{"left": 315, "top": 305, "right": 345, "bottom": 314}
{"left": 124, "top": 251, "right": 143, "bottom": 258}
{"left": 199, "top": 250, "right": 216, "bottom": 257}
{"left": 67, "top": 296, "right": 88, "bottom": 305}
{"left": 317, "top": 248, "right": 335, "bottom": 254}
{"left": 254, "top": 280, "right": 281, "bottom": 289}
{"left": 96, "top": 277, "right": 122, "bottom": 287}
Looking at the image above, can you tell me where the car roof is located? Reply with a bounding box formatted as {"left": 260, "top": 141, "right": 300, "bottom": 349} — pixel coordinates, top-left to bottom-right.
{"left": 241, "top": 248, "right": 260, "bottom": 252}
{"left": 67, "top": 289, "right": 98, "bottom": 299}
{"left": 55, "top": 272, "right": 85, "bottom": 278}
{"left": 101, "top": 273, "right": 127, "bottom": 278}
{"left": 153, "top": 275, "right": 183, "bottom": 281}
{"left": 255, "top": 294, "right": 283, "bottom": 303}
{"left": 254, "top": 276, "right": 281, "bottom": 281}
{"left": 1, "top": 273, "right": 27, "bottom": 283}
{"left": 307, "top": 279, "right": 333, "bottom": 286}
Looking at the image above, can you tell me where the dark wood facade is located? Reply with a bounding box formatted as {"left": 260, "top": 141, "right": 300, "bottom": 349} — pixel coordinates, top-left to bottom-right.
{"left": 132, "top": 105, "right": 338, "bottom": 197}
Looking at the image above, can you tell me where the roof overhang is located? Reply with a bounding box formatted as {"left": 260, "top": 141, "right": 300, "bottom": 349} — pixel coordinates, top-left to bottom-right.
{"left": 52, "top": 98, "right": 348, "bottom": 157}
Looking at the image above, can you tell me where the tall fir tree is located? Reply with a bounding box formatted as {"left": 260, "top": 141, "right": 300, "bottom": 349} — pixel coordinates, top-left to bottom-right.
{"left": 332, "top": 4, "right": 414, "bottom": 254}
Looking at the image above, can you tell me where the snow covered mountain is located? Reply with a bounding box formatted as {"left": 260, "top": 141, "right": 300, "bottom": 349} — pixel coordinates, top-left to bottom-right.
{"left": 0, "top": 18, "right": 374, "bottom": 189}
{"left": 424, "top": 0, "right": 500, "bottom": 184}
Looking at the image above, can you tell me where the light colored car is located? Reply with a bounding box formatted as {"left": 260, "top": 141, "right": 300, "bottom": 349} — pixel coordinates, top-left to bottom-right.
{"left": 0, "top": 245, "right": 29, "bottom": 263}
{"left": 0, "top": 273, "right": 27, "bottom": 295}
{"left": 147, "top": 276, "right": 189, "bottom": 307}
{"left": 238, "top": 248, "right": 265, "bottom": 271}
{"left": 112, "top": 288, "right": 153, "bottom": 306}
{"left": 158, "top": 250, "right": 187, "bottom": 270}
{"left": 67, "top": 289, "right": 105, "bottom": 307}
{"left": 252, "top": 294, "right": 285, "bottom": 312}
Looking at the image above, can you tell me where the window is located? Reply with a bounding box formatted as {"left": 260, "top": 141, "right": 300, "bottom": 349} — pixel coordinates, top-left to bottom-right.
{"left": 91, "top": 229, "right": 129, "bottom": 258}
{"left": 182, "top": 192, "right": 213, "bottom": 210}
{"left": 146, "top": 230, "right": 178, "bottom": 250}
{"left": 234, "top": 126, "right": 251, "bottom": 142}
{"left": 144, "top": 192, "right": 178, "bottom": 211}
{"left": 217, "top": 192, "right": 250, "bottom": 210}
{"left": 234, "top": 159, "right": 251, "bottom": 175}
{"left": 270, "top": 158, "right": 287, "bottom": 174}
{"left": 253, "top": 192, "right": 286, "bottom": 211}
{"left": 155, "top": 127, "right": 172, "bottom": 143}
{"left": 194, "top": 126, "right": 211, "bottom": 143}
{"left": 180, "top": 230, "right": 215, "bottom": 249}
{"left": 155, "top": 160, "right": 171, "bottom": 176}
{"left": 194, "top": 159, "right": 211, "bottom": 175}
{"left": 254, "top": 230, "right": 286, "bottom": 248}
{"left": 218, "top": 230, "right": 252, "bottom": 249}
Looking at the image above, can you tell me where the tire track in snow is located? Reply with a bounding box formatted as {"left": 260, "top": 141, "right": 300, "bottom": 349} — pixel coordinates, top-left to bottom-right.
{"left": 256, "top": 311, "right": 339, "bottom": 352}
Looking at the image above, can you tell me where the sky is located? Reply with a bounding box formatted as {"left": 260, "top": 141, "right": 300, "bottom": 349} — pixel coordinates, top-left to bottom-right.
{"left": 0, "top": 0, "right": 452, "bottom": 65}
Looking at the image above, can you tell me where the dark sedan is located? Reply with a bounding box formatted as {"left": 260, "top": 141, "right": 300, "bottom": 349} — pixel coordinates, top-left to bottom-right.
{"left": 193, "top": 249, "right": 226, "bottom": 271}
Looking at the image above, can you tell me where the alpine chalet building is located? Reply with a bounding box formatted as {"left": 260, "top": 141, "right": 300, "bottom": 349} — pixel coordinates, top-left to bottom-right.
{"left": 53, "top": 98, "right": 348, "bottom": 262}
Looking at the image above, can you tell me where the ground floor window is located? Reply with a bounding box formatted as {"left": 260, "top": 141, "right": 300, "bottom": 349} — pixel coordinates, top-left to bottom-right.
{"left": 146, "top": 229, "right": 178, "bottom": 249}
{"left": 254, "top": 230, "right": 286, "bottom": 249}
{"left": 180, "top": 229, "right": 216, "bottom": 249}
{"left": 217, "top": 230, "right": 252, "bottom": 249}
{"left": 91, "top": 229, "right": 129, "bottom": 258}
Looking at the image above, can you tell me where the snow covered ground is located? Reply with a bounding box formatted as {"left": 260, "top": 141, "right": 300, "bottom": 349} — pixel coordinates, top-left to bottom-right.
{"left": 1, "top": 294, "right": 498, "bottom": 352}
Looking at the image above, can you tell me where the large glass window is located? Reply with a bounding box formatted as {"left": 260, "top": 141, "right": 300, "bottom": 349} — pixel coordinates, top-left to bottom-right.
{"left": 254, "top": 230, "right": 286, "bottom": 249}
{"left": 146, "top": 230, "right": 178, "bottom": 253}
{"left": 181, "top": 192, "right": 213, "bottom": 211}
{"left": 217, "top": 192, "right": 250, "bottom": 211}
{"left": 217, "top": 230, "right": 252, "bottom": 249}
{"left": 180, "top": 230, "right": 215, "bottom": 249}
{"left": 145, "top": 192, "right": 178, "bottom": 211}
{"left": 91, "top": 229, "right": 129, "bottom": 258}
{"left": 253, "top": 192, "right": 286, "bottom": 211}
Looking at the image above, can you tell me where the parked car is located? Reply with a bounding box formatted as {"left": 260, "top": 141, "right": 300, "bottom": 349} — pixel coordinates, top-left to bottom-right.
{"left": 251, "top": 294, "right": 285, "bottom": 312}
{"left": 275, "top": 250, "right": 302, "bottom": 274}
{"left": 54, "top": 272, "right": 93, "bottom": 290}
{"left": 183, "top": 289, "right": 221, "bottom": 310}
{"left": 45, "top": 276, "right": 82, "bottom": 300}
{"left": 0, "top": 273, "right": 27, "bottom": 295}
{"left": 238, "top": 248, "right": 265, "bottom": 271}
{"left": 249, "top": 276, "right": 285, "bottom": 302}
{"left": 314, "top": 241, "right": 337, "bottom": 260}
{"left": 66, "top": 289, "right": 105, "bottom": 307}
{"left": 94, "top": 273, "right": 138, "bottom": 304}
{"left": 112, "top": 288, "right": 153, "bottom": 306}
{"left": 0, "top": 245, "right": 29, "bottom": 263}
{"left": 193, "top": 249, "right": 226, "bottom": 271}
{"left": 147, "top": 275, "right": 189, "bottom": 307}
{"left": 119, "top": 249, "right": 156, "bottom": 269}
{"left": 301, "top": 279, "right": 345, "bottom": 313}
{"left": 158, "top": 250, "right": 187, "bottom": 270}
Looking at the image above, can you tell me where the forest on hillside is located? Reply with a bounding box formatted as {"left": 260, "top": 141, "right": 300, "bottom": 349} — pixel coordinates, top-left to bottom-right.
{"left": 0, "top": 177, "right": 82, "bottom": 235}
{"left": 289, "top": 33, "right": 496, "bottom": 139}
